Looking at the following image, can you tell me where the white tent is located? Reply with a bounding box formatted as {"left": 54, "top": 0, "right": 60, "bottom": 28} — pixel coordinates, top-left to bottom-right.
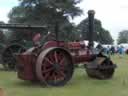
{"left": 83, "top": 40, "right": 99, "bottom": 48}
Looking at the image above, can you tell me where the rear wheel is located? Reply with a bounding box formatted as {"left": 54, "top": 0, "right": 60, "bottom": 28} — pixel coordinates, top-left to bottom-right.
{"left": 2, "top": 44, "right": 26, "bottom": 70}
{"left": 36, "top": 48, "right": 74, "bottom": 86}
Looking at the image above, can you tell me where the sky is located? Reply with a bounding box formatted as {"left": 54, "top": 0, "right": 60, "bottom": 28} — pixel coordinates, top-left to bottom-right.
{"left": 74, "top": 0, "right": 128, "bottom": 42}
{"left": 0, "top": 0, "right": 18, "bottom": 22}
{"left": 0, "top": 0, "right": 128, "bottom": 43}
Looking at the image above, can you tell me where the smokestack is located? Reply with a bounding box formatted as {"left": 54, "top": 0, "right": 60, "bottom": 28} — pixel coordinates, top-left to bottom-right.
{"left": 88, "top": 10, "right": 95, "bottom": 48}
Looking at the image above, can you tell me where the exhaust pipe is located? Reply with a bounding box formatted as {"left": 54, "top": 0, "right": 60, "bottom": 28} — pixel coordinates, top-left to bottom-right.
{"left": 88, "top": 10, "right": 95, "bottom": 48}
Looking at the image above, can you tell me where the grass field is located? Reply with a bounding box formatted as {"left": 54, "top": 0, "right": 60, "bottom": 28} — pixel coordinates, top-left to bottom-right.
{"left": 0, "top": 55, "right": 128, "bottom": 96}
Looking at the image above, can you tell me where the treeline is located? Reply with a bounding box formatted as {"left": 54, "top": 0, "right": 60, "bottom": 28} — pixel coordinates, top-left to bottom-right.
{"left": 0, "top": 0, "right": 114, "bottom": 44}
{"left": 117, "top": 30, "right": 128, "bottom": 44}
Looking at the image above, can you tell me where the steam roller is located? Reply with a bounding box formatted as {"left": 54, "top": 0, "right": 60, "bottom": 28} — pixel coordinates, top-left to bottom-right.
{"left": 1, "top": 10, "right": 117, "bottom": 86}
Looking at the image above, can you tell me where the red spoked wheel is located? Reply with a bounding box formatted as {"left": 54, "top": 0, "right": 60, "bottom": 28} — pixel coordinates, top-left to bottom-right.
{"left": 36, "top": 47, "right": 74, "bottom": 86}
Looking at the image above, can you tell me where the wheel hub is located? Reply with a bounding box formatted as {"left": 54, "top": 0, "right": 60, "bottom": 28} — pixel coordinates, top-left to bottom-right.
{"left": 52, "top": 63, "right": 61, "bottom": 71}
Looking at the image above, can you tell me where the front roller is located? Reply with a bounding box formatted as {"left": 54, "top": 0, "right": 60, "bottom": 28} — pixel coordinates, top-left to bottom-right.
{"left": 85, "top": 56, "right": 116, "bottom": 79}
{"left": 36, "top": 47, "right": 74, "bottom": 86}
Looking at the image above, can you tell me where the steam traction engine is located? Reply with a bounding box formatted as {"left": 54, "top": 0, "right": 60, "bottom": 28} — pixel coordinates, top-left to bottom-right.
{"left": 15, "top": 10, "right": 116, "bottom": 86}
{"left": 15, "top": 10, "right": 117, "bottom": 86}
{"left": 0, "top": 24, "right": 46, "bottom": 70}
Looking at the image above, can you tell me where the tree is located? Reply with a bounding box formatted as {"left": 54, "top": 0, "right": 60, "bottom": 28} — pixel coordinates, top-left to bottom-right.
{"left": 58, "top": 22, "right": 79, "bottom": 41}
{"left": 99, "top": 29, "right": 114, "bottom": 44}
{"left": 77, "top": 18, "right": 114, "bottom": 44}
{"left": 117, "top": 30, "right": 128, "bottom": 44}
{"left": 8, "top": 0, "right": 83, "bottom": 42}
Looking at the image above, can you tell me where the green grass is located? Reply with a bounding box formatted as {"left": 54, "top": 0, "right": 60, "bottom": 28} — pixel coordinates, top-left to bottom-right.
{"left": 0, "top": 55, "right": 128, "bottom": 96}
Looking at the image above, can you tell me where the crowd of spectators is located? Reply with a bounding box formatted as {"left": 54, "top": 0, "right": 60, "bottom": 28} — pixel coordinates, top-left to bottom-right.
{"left": 102, "top": 45, "right": 126, "bottom": 57}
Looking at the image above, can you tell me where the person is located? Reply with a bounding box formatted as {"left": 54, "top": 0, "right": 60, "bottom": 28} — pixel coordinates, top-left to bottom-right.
{"left": 110, "top": 46, "right": 115, "bottom": 55}
{"left": 118, "top": 46, "right": 125, "bottom": 57}
{"left": 32, "top": 33, "right": 41, "bottom": 47}
{"left": 106, "top": 46, "right": 110, "bottom": 55}
{"left": 102, "top": 47, "right": 108, "bottom": 54}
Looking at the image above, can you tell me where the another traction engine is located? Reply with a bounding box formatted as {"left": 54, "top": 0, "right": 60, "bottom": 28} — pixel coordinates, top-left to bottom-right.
{"left": 16, "top": 10, "right": 117, "bottom": 86}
